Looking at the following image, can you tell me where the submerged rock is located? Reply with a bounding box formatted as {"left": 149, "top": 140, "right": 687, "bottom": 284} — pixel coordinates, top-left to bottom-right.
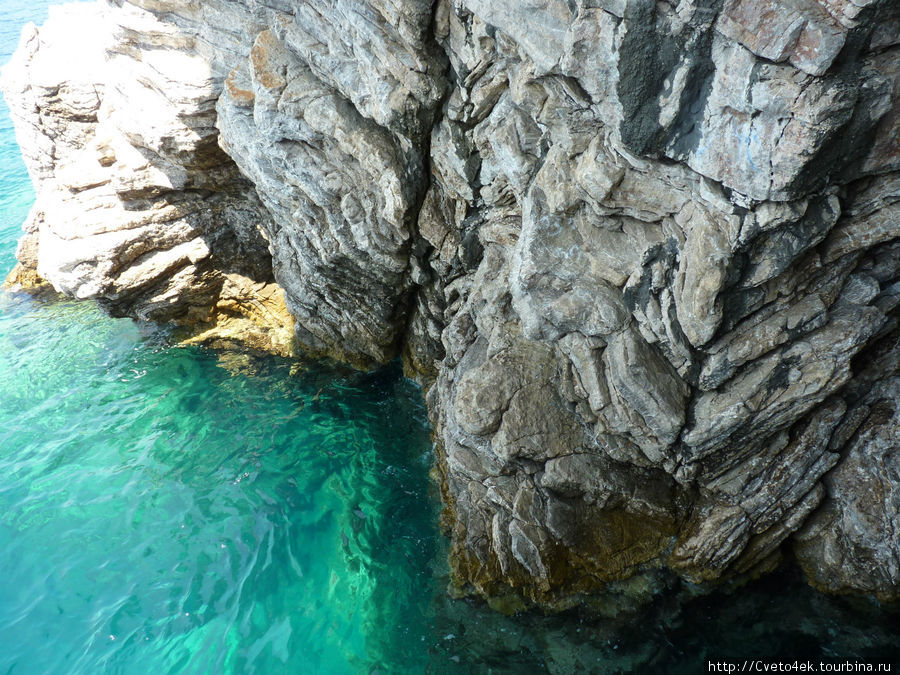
{"left": 2, "top": 0, "right": 898, "bottom": 607}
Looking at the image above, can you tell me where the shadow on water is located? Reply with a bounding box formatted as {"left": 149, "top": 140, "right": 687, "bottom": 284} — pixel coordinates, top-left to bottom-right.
{"left": 423, "top": 564, "right": 900, "bottom": 673}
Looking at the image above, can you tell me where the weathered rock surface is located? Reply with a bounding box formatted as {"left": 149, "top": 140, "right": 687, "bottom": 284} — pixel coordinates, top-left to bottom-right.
{"left": 794, "top": 319, "right": 900, "bottom": 601}
{"left": 3, "top": 0, "right": 898, "bottom": 606}
{"left": 1, "top": 2, "right": 294, "bottom": 354}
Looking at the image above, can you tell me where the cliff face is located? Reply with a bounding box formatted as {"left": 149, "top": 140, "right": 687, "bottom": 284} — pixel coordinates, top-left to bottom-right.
{"left": 3, "top": 0, "right": 898, "bottom": 606}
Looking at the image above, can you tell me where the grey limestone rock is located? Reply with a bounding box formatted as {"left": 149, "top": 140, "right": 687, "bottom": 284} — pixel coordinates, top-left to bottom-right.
{"left": 3, "top": 0, "right": 898, "bottom": 607}
{"left": 794, "top": 322, "right": 900, "bottom": 601}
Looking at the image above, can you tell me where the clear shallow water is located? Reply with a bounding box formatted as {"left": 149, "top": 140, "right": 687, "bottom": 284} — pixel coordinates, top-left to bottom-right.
{"left": 0, "top": 0, "right": 43, "bottom": 273}
{"left": 1, "top": 3, "right": 898, "bottom": 674}
{"left": 0, "top": 303, "right": 439, "bottom": 673}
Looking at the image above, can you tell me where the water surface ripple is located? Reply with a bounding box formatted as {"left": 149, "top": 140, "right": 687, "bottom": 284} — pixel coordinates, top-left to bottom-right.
{"left": 0, "top": 294, "right": 439, "bottom": 673}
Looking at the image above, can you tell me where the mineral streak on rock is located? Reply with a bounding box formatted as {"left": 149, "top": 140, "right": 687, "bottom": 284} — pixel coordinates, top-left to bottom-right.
{"left": 3, "top": 0, "right": 898, "bottom": 605}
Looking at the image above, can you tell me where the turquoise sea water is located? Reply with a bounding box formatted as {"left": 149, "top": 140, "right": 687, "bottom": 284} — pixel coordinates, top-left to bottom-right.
{"left": 1, "top": 3, "right": 898, "bottom": 673}
{"left": 0, "top": 4, "right": 440, "bottom": 672}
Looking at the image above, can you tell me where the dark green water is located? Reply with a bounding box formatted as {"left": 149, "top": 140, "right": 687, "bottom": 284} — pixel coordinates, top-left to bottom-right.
{"left": 1, "top": 3, "right": 898, "bottom": 673}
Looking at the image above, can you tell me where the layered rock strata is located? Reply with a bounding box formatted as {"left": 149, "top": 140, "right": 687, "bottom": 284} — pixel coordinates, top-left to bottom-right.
{"left": 3, "top": 0, "right": 898, "bottom": 605}
{"left": 2, "top": 2, "right": 294, "bottom": 354}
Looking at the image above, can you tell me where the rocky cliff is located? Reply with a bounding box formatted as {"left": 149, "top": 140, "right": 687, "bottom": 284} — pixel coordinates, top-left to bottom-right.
{"left": 3, "top": 0, "right": 898, "bottom": 608}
